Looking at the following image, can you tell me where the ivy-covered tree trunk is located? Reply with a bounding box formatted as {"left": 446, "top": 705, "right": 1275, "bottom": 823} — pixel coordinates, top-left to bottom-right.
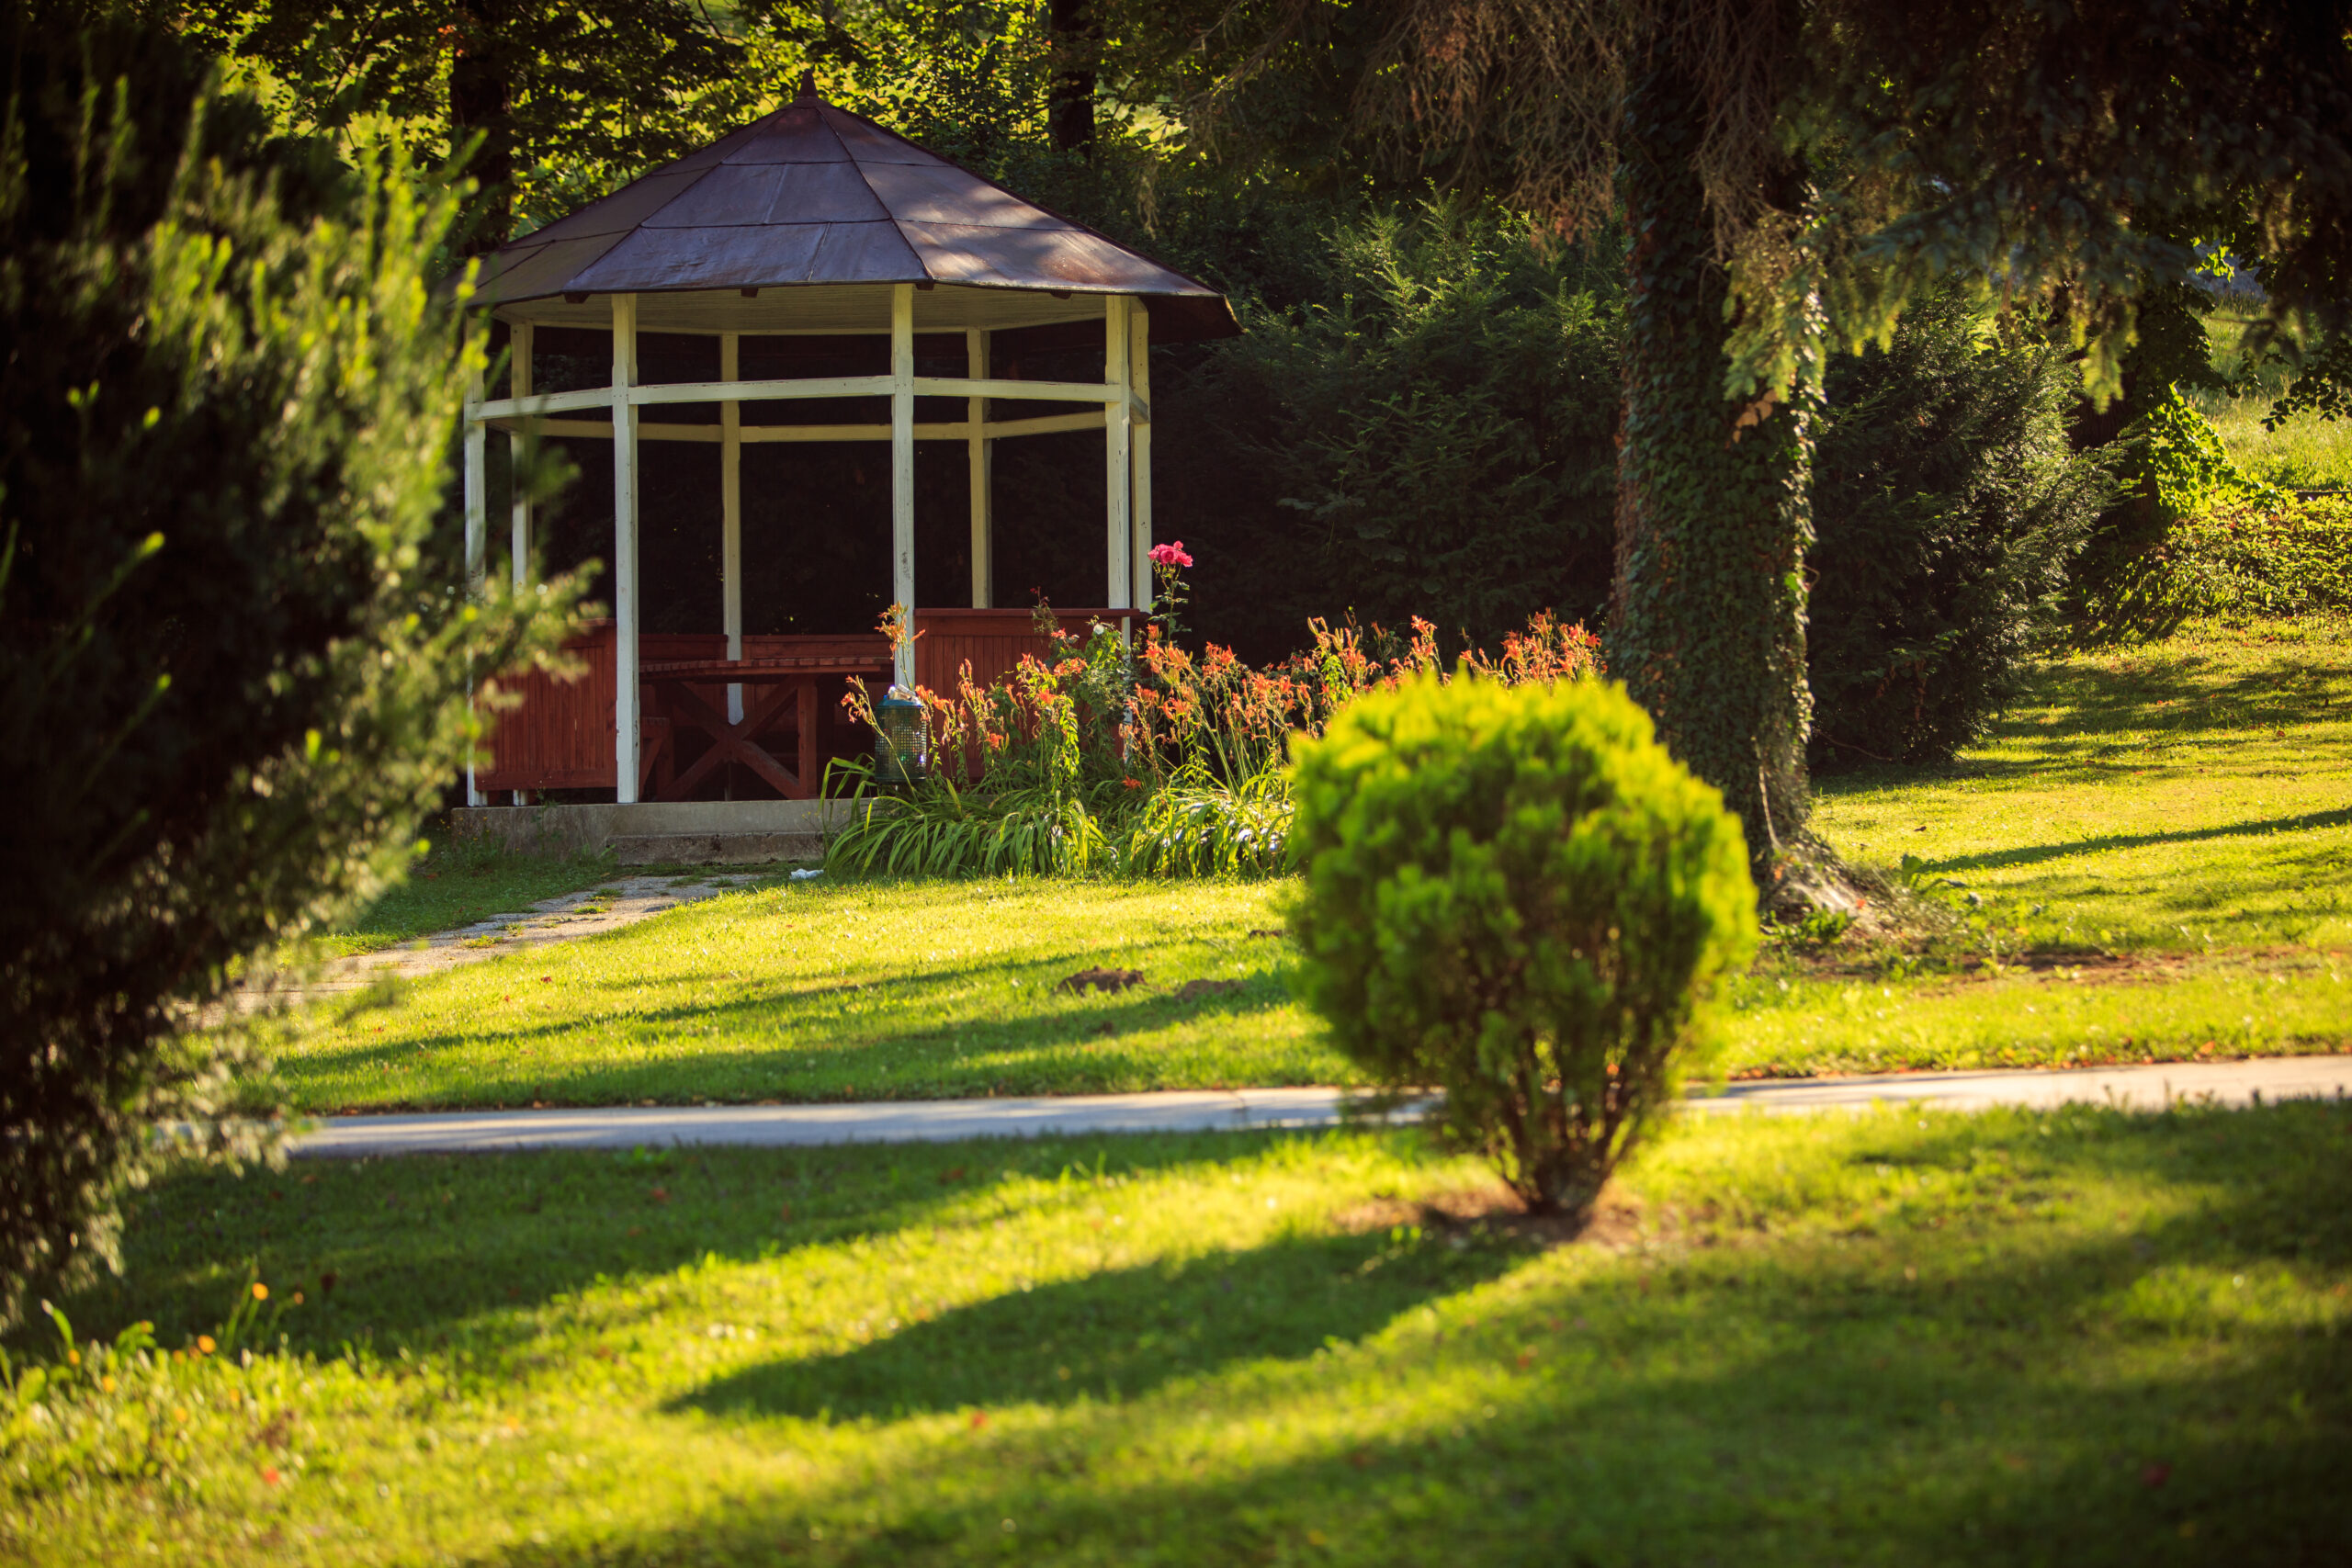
{"left": 1609, "top": 62, "right": 1823, "bottom": 901}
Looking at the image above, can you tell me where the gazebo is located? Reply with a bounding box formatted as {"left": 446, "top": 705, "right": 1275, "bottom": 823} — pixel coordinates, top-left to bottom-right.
{"left": 457, "top": 78, "right": 1236, "bottom": 807}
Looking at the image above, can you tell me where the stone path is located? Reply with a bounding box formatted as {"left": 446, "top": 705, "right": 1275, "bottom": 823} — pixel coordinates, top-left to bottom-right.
{"left": 239, "top": 871, "right": 798, "bottom": 1010}
{"left": 287, "top": 1055, "right": 2352, "bottom": 1157}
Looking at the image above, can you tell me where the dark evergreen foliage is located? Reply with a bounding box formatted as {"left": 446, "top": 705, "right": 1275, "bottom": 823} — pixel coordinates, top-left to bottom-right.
{"left": 0, "top": 3, "right": 571, "bottom": 1314}
{"left": 1807, "top": 293, "right": 2113, "bottom": 770}
{"left": 1157, "top": 202, "right": 1623, "bottom": 662}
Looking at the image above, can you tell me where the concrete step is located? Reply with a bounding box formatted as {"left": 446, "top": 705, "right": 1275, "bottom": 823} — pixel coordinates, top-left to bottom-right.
{"left": 454, "top": 798, "right": 876, "bottom": 858}
{"left": 610, "top": 831, "right": 826, "bottom": 866}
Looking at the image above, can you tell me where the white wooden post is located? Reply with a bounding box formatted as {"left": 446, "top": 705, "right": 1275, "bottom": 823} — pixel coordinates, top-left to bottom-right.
{"left": 509, "top": 321, "right": 533, "bottom": 592}
{"left": 463, "top": 363, "right": 488, "bottom": 807}
{"left": 721, "top": 331, "right": 743, "bottom": 723}
{"left": 1103, "top": 295, "right": 1133, "bottom": 615}
{"left": 1128, "top": 305, "right": 1153, "bottom": 614}
{"left": 612, "top": 293, "right": 641, "bottom": 804}
{"left": 967, "top": 326, "right": 991, "bottom": 608}
{"left": 890, "top": 283, "right": 917, "bottom": 689}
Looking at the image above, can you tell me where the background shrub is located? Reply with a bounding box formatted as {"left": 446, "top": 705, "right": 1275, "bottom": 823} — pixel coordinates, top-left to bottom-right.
{"left": 0, "top": 5, "right": 572, "bottom": 1314}
{"left": 1286, "top": 676, "right": 1757, "bottom": 1221}
{"left": 2076, "top": 495, "right": 2352, "bottom": 634}
{"left": 1153, "top": 200, "right": 1624, "bottom": 661}
{"left": 1806, "top": 290, "right": 2113, "bottom": 769}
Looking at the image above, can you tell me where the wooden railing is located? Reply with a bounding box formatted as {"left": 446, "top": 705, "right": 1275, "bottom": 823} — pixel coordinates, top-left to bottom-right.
{"left": 473, "top": 609, "right": 1126, "bottom": 796}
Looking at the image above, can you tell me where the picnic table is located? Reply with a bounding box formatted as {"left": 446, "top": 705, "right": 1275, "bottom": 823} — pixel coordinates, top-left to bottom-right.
{"left": 639, "top": 655, "right": 888, "bottom": 801}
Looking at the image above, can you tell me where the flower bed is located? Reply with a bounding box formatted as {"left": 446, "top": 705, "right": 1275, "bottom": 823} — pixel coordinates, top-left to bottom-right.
{"left": 830, "top": 553, "right": 1600, "bottom": 878}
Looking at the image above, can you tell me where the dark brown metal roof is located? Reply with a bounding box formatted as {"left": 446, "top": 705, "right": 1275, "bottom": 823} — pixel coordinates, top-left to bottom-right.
{"left": 470, "top": 85, "right": 1238, "bottom": 343}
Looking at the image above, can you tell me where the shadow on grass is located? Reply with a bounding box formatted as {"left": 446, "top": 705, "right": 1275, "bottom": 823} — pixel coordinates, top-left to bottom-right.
{"left": 1813, "top": 648, "right": 2351, "bottom": 796}
{"left": 484, "top": 1105, "right": 2352, "bottom": 1567}
{"left": 280, "top": 961, "right": 1309, "bottom": 1105}
{"left": 1924, "top": 806, "right": 2352, "bottom": 876}
{"left": 24, "top": 1130, "right": 1360, "bottom": 1366}
{"left": 678, "top": 1224, "right": 1518, "bottom": 1422}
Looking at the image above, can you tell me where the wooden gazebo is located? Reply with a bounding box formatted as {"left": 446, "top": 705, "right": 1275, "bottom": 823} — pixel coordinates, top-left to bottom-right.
{"left": 457, "top": 79, "right": 1236, "bottom": 805}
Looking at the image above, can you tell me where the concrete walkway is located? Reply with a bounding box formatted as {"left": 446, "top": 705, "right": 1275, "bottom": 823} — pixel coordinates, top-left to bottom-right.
{"left": 287, "top": 1055, "right": 2352, "bottom": 1157}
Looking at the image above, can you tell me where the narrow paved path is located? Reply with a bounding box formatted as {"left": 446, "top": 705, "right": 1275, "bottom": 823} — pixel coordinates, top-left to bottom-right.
{"left": 288, "top": 1055, "right": 2352, "bottom": 1157}
{"left": 233, "top": 871, "right": 794, "bottom": 1013}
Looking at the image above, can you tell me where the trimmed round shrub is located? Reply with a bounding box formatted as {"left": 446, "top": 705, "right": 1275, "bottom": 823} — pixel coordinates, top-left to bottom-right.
{"left": 1286, "top": 676, "right": 1757, "bottom": 1221}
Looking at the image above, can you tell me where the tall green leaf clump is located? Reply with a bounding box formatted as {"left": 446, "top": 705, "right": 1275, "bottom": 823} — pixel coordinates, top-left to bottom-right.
{"left": 1286, "top": 676, "right": 1756, "bottom": 1222}
{"left": 1807, "top": 290, "right": 2112, "bottom": 768}
{"left": 0, "top": 4, "right": 571, "bottom": 1314}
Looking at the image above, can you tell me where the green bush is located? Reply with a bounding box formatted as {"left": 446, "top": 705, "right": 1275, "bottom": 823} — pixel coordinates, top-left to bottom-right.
{"left": 2077, "top": 495, "right": 2352, "bottom": 634}
{"left": 0, "top": 5, "right": 572, "bottom": 1314}
{"left": 1159, "top": 200, "right": 1623, "bottom": 660}
{"left": 1806, "top": 290, "right": 2112, "bottom": 768}
{"left": 1286, "top": 677, "right": 1757, "bottom": 1221}
{"left": 2121, "top": 384, "right": 2290, "bottom": 523}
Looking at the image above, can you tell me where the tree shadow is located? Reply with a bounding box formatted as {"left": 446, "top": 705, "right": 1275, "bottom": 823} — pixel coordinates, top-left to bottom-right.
{"left": 478, "top": 1103, "right": 2352, "bottom": 1565}
{"left": 677, "top": 1222, "right": 1520, "bottom": 1423}
{"left": 18, "top": 1128, "right": 1367, "bottom": 1367}
{"left": 1923, "top": 805, "right": 2352, "bottom": 875}
{"left": 281, "top": 959, "right": 1307, "bottom": 1104}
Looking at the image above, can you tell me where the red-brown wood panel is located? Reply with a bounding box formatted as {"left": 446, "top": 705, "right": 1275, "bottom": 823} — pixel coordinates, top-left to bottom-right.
{"left": 912, "top": 608, "right": 1122, "bottom": 696}
{"left": 476, "top": 625, "right": 721, "bottom": 792}
{"left": 476, "top": 616, "right": 1119, "bottom": 794}
{"left": 476, "top": 622, "right": 617, "bottom": 791}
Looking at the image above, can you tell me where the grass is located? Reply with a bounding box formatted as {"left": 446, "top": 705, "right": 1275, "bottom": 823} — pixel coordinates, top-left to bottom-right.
{"left": 272, "top": 879, "right": 1339, "bottom": 1111}
{"left": 11, "top": 1103, "right": 2351, "bottom": 1564}
{"left": 258, "top": 619, "right": 2351, "bottom": 1108}
{"left": 2193, "top": 303, "right": 2352, "bottom": 491}
{"left": 2198, "top": 397, "right": 2352, "bottom": 491}
{"left": 1724, "top": 614, "right": 2352, "bottom": 1074}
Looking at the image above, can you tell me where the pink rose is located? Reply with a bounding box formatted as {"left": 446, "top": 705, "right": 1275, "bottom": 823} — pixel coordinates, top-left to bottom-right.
{"left": 1149, "top": 542, "right": 1193, "bottom": 569}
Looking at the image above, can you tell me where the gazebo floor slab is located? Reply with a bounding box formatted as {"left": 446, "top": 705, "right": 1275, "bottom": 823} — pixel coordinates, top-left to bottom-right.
{"left": 610, "top": 829, "right": 827, "bottom": 866}
{"left": 451, "top": 798, "right": 876, "bottom": 861}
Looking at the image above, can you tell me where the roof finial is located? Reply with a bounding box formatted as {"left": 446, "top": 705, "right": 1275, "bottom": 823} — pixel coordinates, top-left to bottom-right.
{"left": 797, "top": 68, "right": 818, "bottom": 101}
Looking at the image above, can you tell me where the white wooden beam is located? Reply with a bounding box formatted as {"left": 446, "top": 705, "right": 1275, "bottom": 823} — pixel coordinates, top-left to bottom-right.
{"left": 472, "top": 376, "right": 1142, "bottom": 426}
{"left": 911, "top": 376, "right": 1137, "bottom": 408}
{"left": 612, "top": 293, "right": 641, "bottom": 804}
{"left": 509, "top": 321, "right": 532, "bottom": 592}
{"left": 967, "top": 327, "right": 990, "bottom": 608}
{"left": 463, "top": 362, "right": 488, "bottom": 807}
{"left": 1129, "top": 304, "right": 1154, "bottom": 614}
{"left": 720, "top": 331, "right": 743, "bottom": 724}
{"left": 1103, "top": 295, "right": 1132, "bottom": 613}
{"left": 485, "top": 411, "right": 1109, "bottom": 443}
{"left": 890, "top": 283, "right": 916, "bottom": 690}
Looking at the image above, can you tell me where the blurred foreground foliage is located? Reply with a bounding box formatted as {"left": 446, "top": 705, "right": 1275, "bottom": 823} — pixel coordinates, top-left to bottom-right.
{"left": 0, "top": 2, "right": 575, "bottom": 1317}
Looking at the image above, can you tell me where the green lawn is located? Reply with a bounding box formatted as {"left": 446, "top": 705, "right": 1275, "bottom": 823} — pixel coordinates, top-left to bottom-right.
{"left": 261, "top": 620, "right": 2350, "bottom": 1110}
{"left": 276, "top": 878, "right": 1332, "bottom": 1109}
{"left": 11, "top": 1103, "right": 2349, "bottom": 1564}
{"left": 1728, "top": 615, "right": 2352, "bottom": 1073}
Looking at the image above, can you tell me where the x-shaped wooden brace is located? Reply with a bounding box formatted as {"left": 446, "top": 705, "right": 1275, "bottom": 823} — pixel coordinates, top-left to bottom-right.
{"left": 654, "top": 677, "right": 820, "bottom": 800}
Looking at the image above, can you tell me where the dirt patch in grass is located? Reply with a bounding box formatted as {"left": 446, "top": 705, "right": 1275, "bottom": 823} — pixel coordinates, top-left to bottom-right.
{"left": 1331, "top": 1182, "right": 1661, "bottom": 1249}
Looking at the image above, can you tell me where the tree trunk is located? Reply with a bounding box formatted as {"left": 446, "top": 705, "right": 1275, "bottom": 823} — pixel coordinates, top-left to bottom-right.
{"left": 1046, "top": 0, "right": 1097, "bottom": 154}
{"left": 1609, "top": 62, "right": 1822, "bottom": 901}
{"left": 450, "top": 0, "right": 514, "bottom": 252}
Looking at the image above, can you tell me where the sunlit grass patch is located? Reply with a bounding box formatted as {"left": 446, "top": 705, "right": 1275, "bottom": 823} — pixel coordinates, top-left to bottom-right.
{"left": 12, "top": 1105, "right": 2351, "bottom": 1564}
{"left": 268, "top": 876, "right": 1345, "bottom": 1111}
{"left": 1726, "top": 952, "right": 2350, "bottom": 1077}
{"left": 1812, "top": 616, "right": 2352, "bottom": 953}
